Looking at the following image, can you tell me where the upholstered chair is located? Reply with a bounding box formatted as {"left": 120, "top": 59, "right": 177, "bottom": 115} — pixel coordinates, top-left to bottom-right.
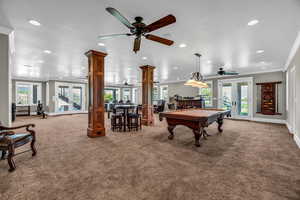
{"left": 0, "top": 121, "right": 37, "bottom": 172}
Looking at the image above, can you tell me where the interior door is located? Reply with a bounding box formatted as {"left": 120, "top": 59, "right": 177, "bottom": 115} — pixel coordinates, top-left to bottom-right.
{"left": 218, "top": 78, "right": 253, "bottom": 119}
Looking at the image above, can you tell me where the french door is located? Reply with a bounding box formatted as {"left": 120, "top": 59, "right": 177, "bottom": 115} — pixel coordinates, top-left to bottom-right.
{"left": 55, "top": 83, "right": 85, "bottom": 112}
{"left": 218, "top": 77, "right": 253, "bottom": 119}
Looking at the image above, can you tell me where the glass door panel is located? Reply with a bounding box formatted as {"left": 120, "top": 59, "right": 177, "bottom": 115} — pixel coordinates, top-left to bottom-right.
{"left": 58, "top": 86, "right": 70, "bottom": 112}
{"left": 237, "top": 82, "right": 249, "bottom": 117}
{"left": 221, "top": 83, "right": 233, "bottom": 111}
{"left": 72, "top": 87, "right": 83, "bottom": 111}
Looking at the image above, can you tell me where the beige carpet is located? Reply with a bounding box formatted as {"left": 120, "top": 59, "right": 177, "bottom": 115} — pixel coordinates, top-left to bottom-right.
{"left": 0, "top": 114, "right": 300, "bottom": 200}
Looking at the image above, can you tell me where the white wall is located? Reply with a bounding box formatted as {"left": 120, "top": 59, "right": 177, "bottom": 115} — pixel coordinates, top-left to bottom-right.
{"left": 0, "top": 33, "right": 11, "bottom": 126}
{"left": 165, "top": 82, "right": 199, "bottom": 99}
{"left": 286, "top": 37, "right": 300, "bottom": 148}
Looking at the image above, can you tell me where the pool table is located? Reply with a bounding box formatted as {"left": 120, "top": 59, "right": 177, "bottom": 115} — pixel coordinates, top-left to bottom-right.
{"left": 159, "top": 108, "right": 231, "bottom": 147}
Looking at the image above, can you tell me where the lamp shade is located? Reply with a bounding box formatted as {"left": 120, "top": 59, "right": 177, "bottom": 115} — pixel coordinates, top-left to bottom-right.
{"left": 184, "top": 79, "right": 208, "bottom": 88}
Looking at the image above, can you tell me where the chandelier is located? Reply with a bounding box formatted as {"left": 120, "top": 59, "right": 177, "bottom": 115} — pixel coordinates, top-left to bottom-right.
{"left": 184, "top": 53, "right": 208, "bottom": 88}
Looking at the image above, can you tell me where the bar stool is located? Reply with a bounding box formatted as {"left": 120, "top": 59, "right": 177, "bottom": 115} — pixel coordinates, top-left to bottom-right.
{"left": 111, "top": 108, "right": 124, "bottom": 131}
{"left": 127, "top": 106, "right": 142, "bottom": 131}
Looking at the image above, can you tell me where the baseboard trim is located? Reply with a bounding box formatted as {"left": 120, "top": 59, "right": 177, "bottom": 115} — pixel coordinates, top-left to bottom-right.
{"left": 286, "top": 122, "right": 294, "bottom": 134}
{"left": 251, "top": 117, "right": 286, "bottom": 124}
{"left": 47, "top": 111, "right": 88, "bottom": 116}
{"left": 294, "top": 134, "right": 300, "bottom": 148}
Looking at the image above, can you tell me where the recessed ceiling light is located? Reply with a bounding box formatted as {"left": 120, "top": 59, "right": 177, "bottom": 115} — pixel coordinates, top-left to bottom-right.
{"left": 29, "top": 19, "right": 41, "bottom": 26}
{"left": 179, "top": 43, "right": 187, "bottom": 48}
{"left": 256, "top": 50, "right": 264, "bottom": 54}
{"left": 36, "top": 60, "right": 44, "bottom": 63}
{"left": 247, "top": 19, "right": 259, "bottom": 26}
{"left": 207, "top": 60, "right": 212, "bottom": 64}
{"left": 142, "top": 57, "right": 147, "bottom": 60}
{"left": 98, "top": 42, "right": 105, "bottom": 46}
{"left": 43, "top": 50, "right": 52, "bottom": 54}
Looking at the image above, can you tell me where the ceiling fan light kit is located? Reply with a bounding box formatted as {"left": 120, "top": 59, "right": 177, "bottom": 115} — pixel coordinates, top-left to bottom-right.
{"left": 184, "top": 53, "right": 208, "bottom": 88}
{"left": 100, "top": 7, "right": 176, "bottom": 53}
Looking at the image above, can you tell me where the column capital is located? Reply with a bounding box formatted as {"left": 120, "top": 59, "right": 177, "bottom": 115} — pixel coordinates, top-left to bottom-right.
{"left": 85, "top": 50, "right": 107, "bottom": 58}
{"left": 140, "top": 65, "right": 155, "bottom": 70}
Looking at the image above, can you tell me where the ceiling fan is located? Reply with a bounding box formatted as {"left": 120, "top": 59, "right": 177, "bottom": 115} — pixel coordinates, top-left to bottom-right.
{"left": 99, "top": 7, "right": 176, "bottom": 53}
{"left": 123, "top": 80, "right": 134, "bottom": 86}
{"left": 217, "top": 67, "right": 239, "bottom": 76}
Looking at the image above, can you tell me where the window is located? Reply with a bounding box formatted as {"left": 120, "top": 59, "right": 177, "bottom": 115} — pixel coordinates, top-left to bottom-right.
{"left": 153, "top": 86, "right": 159, "bottom": 101}
{"left": 46, "top": 82, "right": 49, "bottom": 106}
{"left": 160, "top": 85, "right": 168, "bottom": 101}
{"left": 132, "top": 88, "right": 138, "bottom": 104}
{"left": 16, "top": 82, "right": 41, "bottom": 106}
{"left": 122, "top": 88, "right": 131, "bottom": 101}
{"left": 104, "top": 89, "right": 115, "bottom": 102}
{"left": 199, "top": 81, "right": 213, "bottom": 107}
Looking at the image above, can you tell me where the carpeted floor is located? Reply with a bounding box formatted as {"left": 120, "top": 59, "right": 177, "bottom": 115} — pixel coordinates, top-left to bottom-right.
{"left": 0, "top": 114, "right": 300, "bottom": 200}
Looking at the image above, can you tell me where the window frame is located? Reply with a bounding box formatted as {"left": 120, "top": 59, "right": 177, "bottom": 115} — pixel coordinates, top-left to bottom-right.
{"left": 160, "top": 85, "right": 169, "bottom": 101}
{"left": 199, "top": 80, "right": 213, "bottom": 107}
{"left": 15, "top": 82, "right": 42, "bottom": 106}
{"left": 122, "top": 87, "right": 131, "bottom": 101}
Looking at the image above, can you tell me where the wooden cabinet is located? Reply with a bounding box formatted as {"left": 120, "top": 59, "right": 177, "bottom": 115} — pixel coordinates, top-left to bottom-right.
{"left": 256, "top": 82, "right": 281, "bottom": 115}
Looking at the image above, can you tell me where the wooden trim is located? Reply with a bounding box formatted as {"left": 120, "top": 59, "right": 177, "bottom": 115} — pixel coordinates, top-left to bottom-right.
{"left": 256, "top": 81, "right": 282, "bottom": 85}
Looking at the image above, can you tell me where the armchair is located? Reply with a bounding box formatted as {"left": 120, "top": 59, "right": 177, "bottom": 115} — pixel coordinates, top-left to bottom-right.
{"left": 0, "top": 122, "right": 37, "bottom": 172}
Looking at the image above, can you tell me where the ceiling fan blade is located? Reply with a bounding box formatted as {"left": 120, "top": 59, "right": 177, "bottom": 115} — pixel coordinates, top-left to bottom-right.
{"left": 106, "top": 7, "right": 135, "bottom": 29}
{"left": 98, "top": 33, "right": 131, "bottom": 40}
{"left": 224, "top": 72, "right": 239, "bottom": 75}
{"left": 145, "top": 15, "right": 176, "bottom": 33}
{"left": 133, "top": 37, "right": 141, "bottom": 53}
{"left": 145, "top": 34, "right": 174, "bottom": 46}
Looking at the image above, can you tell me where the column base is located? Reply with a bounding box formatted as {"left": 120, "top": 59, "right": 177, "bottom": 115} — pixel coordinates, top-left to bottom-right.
{"left": 87, "top": 127, "right": 105, "bottom": 137}
{"left": 141, "top": 119, "right": 154, "bottom": 126}
{"left": 142, "top": 105, "right": 154, "bottom": 126}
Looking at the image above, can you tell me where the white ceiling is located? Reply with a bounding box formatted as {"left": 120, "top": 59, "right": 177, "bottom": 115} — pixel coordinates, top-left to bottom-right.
{"left": 1, "top": 0, "right": 300, "bottom": 84}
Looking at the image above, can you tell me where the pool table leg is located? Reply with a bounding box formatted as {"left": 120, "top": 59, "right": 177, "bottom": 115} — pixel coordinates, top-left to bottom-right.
{"left": 167, "top": 125, "right": 175, "bottom": 140}
{"left": 193, "top": 128, "right": 203, "bottom": 147}
{"left": 217, "top": 118, "right": 224, "bottom": 133}
{"left": 202, "top": 129, "right": 209, "bottom": 140}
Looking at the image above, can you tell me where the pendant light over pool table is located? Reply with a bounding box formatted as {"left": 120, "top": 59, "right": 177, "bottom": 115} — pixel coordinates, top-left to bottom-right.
{"left": 184, "top": 53, "right": 208, "bottom": 88}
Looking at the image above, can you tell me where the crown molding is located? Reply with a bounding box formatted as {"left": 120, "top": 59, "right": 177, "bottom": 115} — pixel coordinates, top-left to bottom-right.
{"left": 0, "top": 25, "right": 13, "bottom": 35}
{"left": 158, "top": 68, "right": 284, "bottom": 85}
{"left": 284, "top": 31, "right": 300, "bottom": 71}
{"left": 204, "top": 68, "right": 284, "bottom": 80}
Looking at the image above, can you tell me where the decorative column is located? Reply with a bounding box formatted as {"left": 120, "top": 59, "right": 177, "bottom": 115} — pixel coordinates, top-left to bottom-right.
{"left": 140, "top": 65, "right": 155, "bottom": 126}
{"left": 85, "top": 50, "right": 107, "bottom": 137}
